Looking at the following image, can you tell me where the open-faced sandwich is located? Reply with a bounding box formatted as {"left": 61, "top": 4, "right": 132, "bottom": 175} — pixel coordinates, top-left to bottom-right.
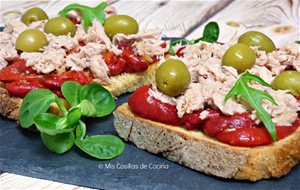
{"left": 0, "top": 2, "right": 169, "bottom": 121}
{"left": 114, "top": 31, "right": 300, "bottom": 181}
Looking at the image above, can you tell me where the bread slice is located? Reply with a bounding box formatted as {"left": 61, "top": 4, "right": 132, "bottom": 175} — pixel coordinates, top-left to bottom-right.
{"left": 114, "top": 103, "right": 300, "bottom": 181}
{"left": 0, "top": 63, "right": 158, "bottom": 121}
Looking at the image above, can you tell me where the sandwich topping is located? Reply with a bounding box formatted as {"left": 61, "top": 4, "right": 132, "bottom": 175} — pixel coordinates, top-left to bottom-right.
{"left": 0, "top": 2, "right": 169, "bottom": 98}
{"left": 129, "top": 34, "right": 300, "bottom": 147}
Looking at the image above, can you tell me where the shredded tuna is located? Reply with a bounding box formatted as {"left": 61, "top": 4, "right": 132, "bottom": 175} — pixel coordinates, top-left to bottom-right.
{"left": 89, "top": 55, "right": 110, "bottom": 84}
{"left": 3, "top": 21, "right": 28, "bottom": 41}
{"left": 67, "top": 10, "right": 82, "bottom": 23}
{"left": 46, "top": 33, "right": 79, "bottom": 50}
{"left": 148, "top": 86, "right": 177, "bottom": 105}
{"left": 250, "top": 84, "right": 300, "bottom": 126}
{"left": 248, "top": 65, "right": 274, "bottom": 84}
{"left": 0, "top": 32, "right": 18, "bottom": 69}
{"left": 112, "top": 30, "right": 169, "bottom": 56}
{"left": 75, "top": 20, "right": 121, "bottom": 55}
{"left": 21, "top": 49, "right": 66, "bottom": 74}
{"left": 65, "top": 42, "right": 110, "bottom": 83}
{"left": 105, "top": 6, "right": 117, "bottom": 18}
{"left": 255, "top": 44, "right": 300, "bottom": 75}
{"left": 149, "top": 42, "right": 300, "bottom": 126}
{"left": 199, "top": 110, "right": 210, "bottom": 120}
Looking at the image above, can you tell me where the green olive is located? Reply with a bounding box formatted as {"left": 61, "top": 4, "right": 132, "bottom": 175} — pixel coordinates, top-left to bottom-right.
{"left": 44, "top": 17, "right": 76, "bottom": 36}
{"left": 15, "top": 29, "right": 48, "bottom": 52}
{"left": 222, "top": 43, "right": 256, "bottom": 73}
{"left": 155, "top": 59, "right": 190, "bottom": 97}
{"left": 104, "top": 15, "right": 139, "bottom": 39}
{"left": 21, "top": 7, "right": 48, "bottom": 26}
{"left": 238, "top": 31, "right": 276, "bottom": 53}
{"left": 272, "top": 71, "right": 300, "bottom": 96}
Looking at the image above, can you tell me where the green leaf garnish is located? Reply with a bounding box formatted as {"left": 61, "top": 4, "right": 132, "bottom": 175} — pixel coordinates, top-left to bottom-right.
{"left": 295, "top": 40, "right": 300, "bottom": 44}
{"left": 20, "top": 81, "right": 124, "bottom": 159}
{"left": 224, "top": 72, "right": 278, "bottom": 141}
{"left": 169, "top": 21, "right": 219, "bottom": 55}
{"left": 59, "top": 2, "right": 108, "bottom": 29}
{"left": 75, "top": 135, "right": 125, "bottom": 160}
{"left": 41, "top": 132, "right": 75, "bottom": 154}
{"left": 20, "top": 89, "right": 60, "bottom": 128}
{"left": 80, "top": 82, "right": 115, "bottom": 117}
{"left": 197, "top": 21, "right": 219, "bottom": 43}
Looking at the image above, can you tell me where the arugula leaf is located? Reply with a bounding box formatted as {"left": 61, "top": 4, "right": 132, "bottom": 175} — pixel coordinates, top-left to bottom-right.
{"left": 168, "top": 21, "right": 219, "bottom": 55}
{"left": 59, "top": 2, "right": 107, "bottom": 29}
{"left": 295, "top": 40, "right": 300, "bottom": 44}
{"left": 224, "top": 72, "right": 278, "bottom": 141}
{"left": 41, "top": 132, "right": 75, "bottom": 154}
{"left": 75, "top": 135, "right": 125, "bottom": 159}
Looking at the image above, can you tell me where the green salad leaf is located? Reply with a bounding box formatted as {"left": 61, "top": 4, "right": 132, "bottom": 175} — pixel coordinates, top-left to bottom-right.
{"left": 41, "top": 132, "right": 75, "bottom": 154}
{"left": 78, "top": 99, "right": 97, "bottom": 117}
{"left": 197, "top": 21, "right": 219, "bottom": 43}
{"left": 75, "top": 120, "right": 86, "bottom": 141}
{"left": 34, "top": 108, "right": 81, "bottom": 135}
{"left": 224, "top": 72, "right": 278, "bottom": 141}
{"left": 20, "top": 89, "right": 58, "bottom": 128}
{"left": 61, "top": 81, "right": 81, "bottom": 107}
{"left": 20, "top": 81, "right": 124, "bottom": 159}
{"left": 75, "top": 135, "right": 125, "bottom": 159}
{"left": 295, "top": 40, "right": 300, "bottom": 44}
{"left": 59, "top": 2, "right": 108, "bottom": 29}
{"left": 169, "top": 21, "right": 219, "bottom": 55}
{"left": 80, "top": 83, "right": 115, "bottom": 117}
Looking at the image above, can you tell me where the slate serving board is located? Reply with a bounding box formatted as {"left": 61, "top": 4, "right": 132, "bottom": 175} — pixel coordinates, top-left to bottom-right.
{"left": 0, "top": 92, "right": 299, "bottom": 190}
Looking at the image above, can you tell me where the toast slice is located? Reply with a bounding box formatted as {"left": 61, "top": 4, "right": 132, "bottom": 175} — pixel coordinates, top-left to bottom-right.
{"left": 0, "top": 62, "right": 158, "bottom": 121}
{"left": 114, "top": 103, "right": 300, "bottom": 181}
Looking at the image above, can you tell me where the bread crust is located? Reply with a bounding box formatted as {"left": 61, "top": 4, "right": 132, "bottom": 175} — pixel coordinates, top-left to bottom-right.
{"left": 114, "top": 103, "right": 300, "bottom": 181}
{"left": 0, "top": 63, "right": 158, "bottom": 121}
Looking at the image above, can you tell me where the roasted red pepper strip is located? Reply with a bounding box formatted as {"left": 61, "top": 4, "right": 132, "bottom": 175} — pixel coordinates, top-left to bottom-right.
{"left": 215, "top": 127, "right": 273, "bottom": 146}
{"left": 204, "top": 113, "right": 255, "bottom": 136}
{"left": 107, "top": 56, "right": 126, "bottom": 76}
{"left": 5, "top": 80, "right": 44, "bottom": 98}
{"left": 122, "top": 49, "right": 148, "bottom": 72}
{"left": 0, "top": 58, "right": 39, "bottom": 81}
{"left": 102, "top": 51, "right": 115, "bottom": 65}
{"left": 276, "top": 118, "right": 300, "bottom": 140}
{"left": 182, "top": 109, "right": 220, "bottom": 130}
{"left": 204, "top": 113, "right": 299, "bottom": 146}
{"left": 118, "top": 43, "right": 148, "bottom": 72}
{"left": 176, "top": 47, "right": 186, "bottom": 57}
{"left": 128, "top": 86, "right": 182, "bottom": 125}
{"left": 42, "top": 71, "right": 93, "bottom": 88}
{"left": 103, "top": 51, "right": 126, "bottom": 76}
